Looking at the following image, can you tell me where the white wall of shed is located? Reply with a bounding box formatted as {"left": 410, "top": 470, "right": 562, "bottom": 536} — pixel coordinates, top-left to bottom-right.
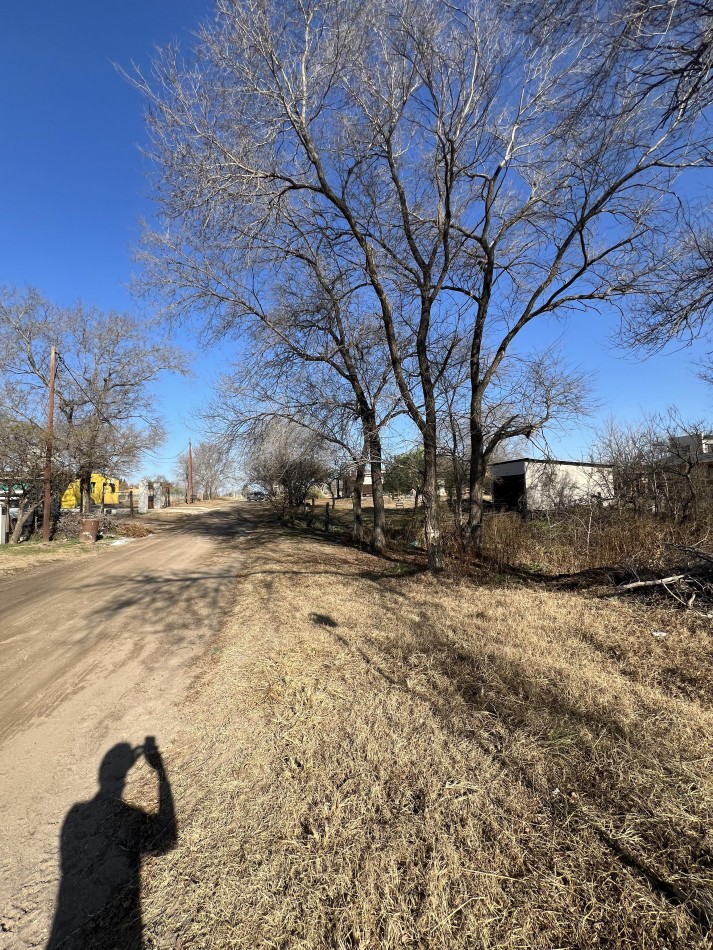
{"left": 525, "top": 462, "right": 614, "bottom": 510}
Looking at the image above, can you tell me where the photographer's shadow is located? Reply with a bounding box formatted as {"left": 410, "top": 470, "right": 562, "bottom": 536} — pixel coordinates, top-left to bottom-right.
{"left": 47, "top": 737, "right": 176, "bottom": 949}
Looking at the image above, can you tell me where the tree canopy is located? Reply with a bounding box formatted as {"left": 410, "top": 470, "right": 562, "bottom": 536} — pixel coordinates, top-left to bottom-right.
{"left": 0, "top": 287, "right": 185, "bottom": 514}
{"left": 138, "top": 0, "right": 713, "bottom": 566}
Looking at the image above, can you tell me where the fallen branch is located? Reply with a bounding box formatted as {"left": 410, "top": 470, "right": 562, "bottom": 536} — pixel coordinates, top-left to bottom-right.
{"left": 661, "top": 578, "right": 693, "bottom": 612}
{"left": 612, "top": 574, "right": 688, "bottom": 593}
{"left": 667, "top": 543, "right": 713, "bottom": 565}
{"left": 604, "top": 569, "right": 713, "bottom": 617}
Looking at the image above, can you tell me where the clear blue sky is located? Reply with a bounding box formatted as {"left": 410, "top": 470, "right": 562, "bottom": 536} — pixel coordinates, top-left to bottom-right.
{"left": 1, "top": 2, "right": 711, "bottom": 475}
{"left": 0, "top": 1, "right": 216, "bottom": 476}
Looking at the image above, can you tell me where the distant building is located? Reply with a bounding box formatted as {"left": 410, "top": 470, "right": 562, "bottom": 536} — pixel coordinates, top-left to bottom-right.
{"left": 489, "top": 458, "right": 613, "bottom": 513}
{"left": 669, "top": 433, "right": 713, "bottom": 461}
{"left": 61, "top": 473, "right": 120, "bottom": 510}
{"left": 328, "top": 465, "right": 372, "bottom": 499}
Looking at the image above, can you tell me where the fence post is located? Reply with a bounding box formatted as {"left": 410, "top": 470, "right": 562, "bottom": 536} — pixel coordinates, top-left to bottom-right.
{"left": 324, "top": 503, "right": 330, "bottom": 533}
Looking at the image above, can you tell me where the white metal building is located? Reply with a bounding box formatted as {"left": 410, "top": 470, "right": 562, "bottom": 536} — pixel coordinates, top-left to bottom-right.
{"left": 489, "top": 458, "right": 614, "bottom": 513}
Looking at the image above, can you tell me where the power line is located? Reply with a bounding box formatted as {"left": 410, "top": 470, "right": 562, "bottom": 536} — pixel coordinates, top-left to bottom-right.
{"left": 141, "top": 447, "right": 190, "bottom": 462}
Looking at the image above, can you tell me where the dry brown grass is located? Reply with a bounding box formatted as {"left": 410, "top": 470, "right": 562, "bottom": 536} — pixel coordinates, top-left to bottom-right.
{"left": 479, "top": 509, "right": 708, "bottom": 576}
{"left": 0, "top": 539, "right": 95, "bottom": 576}
{"left": 137, "top": 517, "right": 713, "bottom": 950}
{"left": 116, "top": 520, "right": 153, "bottom": 538}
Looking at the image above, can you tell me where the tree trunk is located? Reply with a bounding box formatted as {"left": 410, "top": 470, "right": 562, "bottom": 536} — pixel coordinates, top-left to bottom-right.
{"left": 369, "top": 428, "right": 386, "bottom": 555}
{"left": 468, "top": 476, "right": 485, "bottom": 554}
{"left": 422, "top": 428, "right": 442, "bottom": 571}
{"left": 80, "top": 473, "right": 92, "bottom": 515}
{"left": 352, "top": 461, "right": 365, "bottom": 543}
{"left": 453, "top": 472, "right": 463, "bottom": 535}
{"left": 467, "top": 426, "right": 487, "bottom": 556}
{"left": 10, "top": 502, "right": 38, "bottom": 543}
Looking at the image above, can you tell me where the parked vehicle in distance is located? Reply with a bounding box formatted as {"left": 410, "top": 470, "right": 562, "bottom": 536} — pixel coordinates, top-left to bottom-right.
{"left": 246, "top": 490, "right": 266, "bottom": 501}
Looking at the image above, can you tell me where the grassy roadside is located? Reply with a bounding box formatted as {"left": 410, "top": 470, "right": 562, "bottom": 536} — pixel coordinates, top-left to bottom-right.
{"left": 303, "top": 496, "right": 420, "bottom": 539}
{"left": 137, "top": 516, "right": 712, "bottom": 949}
{"left": 0, "top": 539, "right": 96, "bottom": 577}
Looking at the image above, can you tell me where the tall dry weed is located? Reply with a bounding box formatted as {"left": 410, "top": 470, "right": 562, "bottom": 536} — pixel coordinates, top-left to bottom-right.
{"left": 477, "top": 508, "right": 704, "bottom": 575}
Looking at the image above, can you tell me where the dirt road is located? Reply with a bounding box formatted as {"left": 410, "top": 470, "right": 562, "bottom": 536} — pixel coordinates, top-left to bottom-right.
{"left": 0, "top": 502, "right": 245, "bottom": 948}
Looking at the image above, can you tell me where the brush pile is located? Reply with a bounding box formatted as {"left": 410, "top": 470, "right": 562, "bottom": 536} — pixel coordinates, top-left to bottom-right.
{"left": 612, "top": 544, "right": 713, "bottom": 616}
{"left": 52, "top": 512, "right": 152, "bottom": 541}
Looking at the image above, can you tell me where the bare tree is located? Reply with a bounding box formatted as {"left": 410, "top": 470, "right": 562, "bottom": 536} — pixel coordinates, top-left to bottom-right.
{"left": 0, "top": 288, "right": 184, "bottom": 514}
{"left": 438, "top": 342, "right": 592, "bottom": 533}
{"left": 173, "top": 454, "right": 190, "bottom": 504}
{"left": 594, "top": 409, "right": 713, "bottom": 523}
{"left": 208, "top": 361, "right": 375, "bottom": 541}
{"left": 605, "top": 1, "right": 713, "bottom": 353}
{"left": 0, "top": 417, "right": 71, "bottom": 542}
{"left": 621, "top": 220, "right": 713, "bottom": 357}
{"left": 242, "top": 418, "right": 331, "bottom": 513}
{"left": 626, "top": 0, "right": 713, "bottom": 119}
{"left": 202, "top": 266, "right": 400, "bottom": 548}
{"left": 176, "top": 441, "right": 234, "bottom": 500}
{"left": 436, "top": 361, "right": 470, "bottom": 531}
{"left": 137, "top": 0, "right": 711, "bottom": 568}
{"left": 516, "top": 0, "right": 713, "bottom": 119}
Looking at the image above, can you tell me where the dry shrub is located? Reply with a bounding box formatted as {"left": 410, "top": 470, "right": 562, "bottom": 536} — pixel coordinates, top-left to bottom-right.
{"left": 136, "top": 523, "right": 712, "bottom": 950}
{"left": 51, "top": 512, "right": 85, "bottom": 540}
{"left": 479, "top": 511, "right": 529, "bottom": 570}
{"left": 52, "top": 512, "right": 153, "bottom": 541}
{"left": 480, "top": 508, "right": 704, "bottom": 575}
{"left": 295, "top": 503, "right": 422, "bottom": 550}
{"left": 117, "top": 520, "right": 153, "bottom": 539}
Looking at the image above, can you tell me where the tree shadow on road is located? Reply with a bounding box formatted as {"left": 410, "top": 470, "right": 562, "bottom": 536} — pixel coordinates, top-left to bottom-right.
{"left": 46, "top": 737, "right": 176, "bottom": 950}
{"left": 140, "top": 503, "right": 253, "bottom": 546}
{"left": 82, "top": 568, "right": 238, "bottom": 641}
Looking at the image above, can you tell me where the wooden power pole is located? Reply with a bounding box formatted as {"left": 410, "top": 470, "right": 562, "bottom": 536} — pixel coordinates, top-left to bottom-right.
{"left": 187, "top": 439, "right": 194, "bottom": 504}
{"left": 42, "top": 344, "right": 57, "bottom": 541}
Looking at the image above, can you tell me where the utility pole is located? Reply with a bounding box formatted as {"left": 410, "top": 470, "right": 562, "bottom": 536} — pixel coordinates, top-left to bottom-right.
{"left": 42, "top": 345, "right": 57, "bottom": 542}
{"left": 187, "top": 439, "right": 194, "bottom": 505}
